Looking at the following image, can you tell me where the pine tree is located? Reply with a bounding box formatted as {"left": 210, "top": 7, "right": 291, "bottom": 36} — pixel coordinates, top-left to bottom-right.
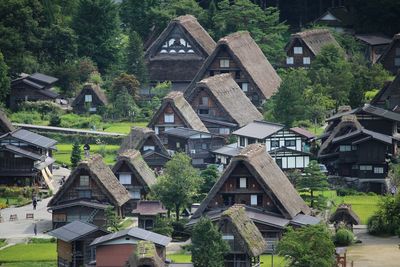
{"left": 126, "top": 30, "right": 147, "bottom": 84}
{"left": 70, "top": 141, "right": 82, "bottom": 168}
{"left": 0, "top": 51, "right": 10, "bottom": 104}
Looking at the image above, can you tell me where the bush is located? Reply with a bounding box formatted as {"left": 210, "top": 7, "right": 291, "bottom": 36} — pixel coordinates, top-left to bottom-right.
{"left": 337, "top": 188, "right": 364, "bottom": 196}
{"left": 49, "top": 114, "right": 61, "bottom": 126}
{"left": 368, "top": 215, "right": 388, "bottom": 235}
{"left": 20, "top": 101, "right": 63, "bottom": 118}
{"left": 334, "top": 228, "right": 354, "bottom": 246}
{"left": 29, "top": 237, "right": 56, "bottom": 243}
{"left": 10, "top": 111, "right": 42, "bottom": 124}
{"left": 152, "top": 217, "right": 174, "bottom": 237}
{"left": 60, "top": 113, "right": 102, "bottom": 129}
{"left": 293, "top": 120, "right": 313, "bottom": 128}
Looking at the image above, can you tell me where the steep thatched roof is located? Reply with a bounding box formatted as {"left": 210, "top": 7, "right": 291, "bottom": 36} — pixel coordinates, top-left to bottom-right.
{"left": 48, "top": 154, "right": 130, "bottom": 208}
{"left": 113, "top": 149, "right": 156, "bottom": 188}
{"left": 119, "top": 127, "right": 168, "bottom": 155}
{"left": 186, "top": 31, "right": 281, "bottom": 100}
{"left": 378, "top": 33, "right": 400, "bottom": 66}
{"left": 72, "top": 83, "right": 108, "bottom": 107}
{"left": 148, "top": 91, "right": 208, "bottom": 132}
{"left": 221, "top": 205, "right": 266, "bottom": 257}
{"left": 193, "top": 144, "right": 311, "bottom": 220}
{"left": 371, "top": 72, "right": 400, "bottom": 110}
{"left": 286, "top": 29, "right": 340, "bottom": 56}
{"left": 127, "top": 241, "right": 164, "bottom": 267}
{"left": 0, "top": 109, "right": 15, "bottom": 134}
{"left": 329, "top": 204, "right": 360, "bottom": 225}
{"left": 192, "top": 74, "right": 263, "bottom": 127}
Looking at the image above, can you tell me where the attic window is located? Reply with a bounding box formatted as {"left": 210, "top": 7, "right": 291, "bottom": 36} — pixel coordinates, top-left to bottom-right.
{"left": 239, "top": 177, "right": 247, "bottom": 188}
{"left": 160, "top": 49, "right": 168, "bottom": 53}
{"left": 220, "top": 59, "right": 230, "bottom": 68}
{"left": 303, "top": 57, "right": 311, "bottom": 65}
{"left": 85, "top": 95, "right": 92, "bottom": 102}
{"left": 286, "top": 57, "right": 294, "bottom": 65}
{"left": 222, "top": 235, "right": 234, "bottom": 240}
{"left": 241, "top": 82, "right": 249, "bottom": 92}
{"left": 80, "top": 175, "right": 89, "bottom": 187}
{"left": 188, "top": 49, "right": 194, "bottom": 53}
{"left": 294, "top": 47, "right": 303, "bottom": 54}
{"left": 164, "top": 113, "right": 174, "bottom": 123}
{"left": 119, "top": 173, "right": 131, "bottom": 185}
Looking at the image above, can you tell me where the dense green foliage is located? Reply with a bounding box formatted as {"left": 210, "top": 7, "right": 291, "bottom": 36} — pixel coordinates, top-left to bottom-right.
{"left": 334, "top": 228, "right": 354, "bottom": 246}
{"left": 70, "top": 140, "right": 82, "bottom": 168}
{"left": 0, "top": 52, "right": 10, "bottom": 102}
{"left": 199, "top": 165, "right": 220, "bottom": 199}
{"left": 367, "top": 194, "right": 400, "bottom": 236}
{"left": 105, "top": 205, "right": 121, "bottom": 232}
{"left": 126, "top": 30, "right": 147, "bottom": 84}
{"left": 190, "top": 217, "right": 229, "bottom": 267}
{"left": 277, "top": 224, "right": 335, "bottom": 267}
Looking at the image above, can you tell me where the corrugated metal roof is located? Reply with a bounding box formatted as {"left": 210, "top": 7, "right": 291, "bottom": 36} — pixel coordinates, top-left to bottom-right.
{"left": 11, "top": 129, "right": 57, "bottom": 149}
{"left": 48, "top": 221, "right": 103, "bottom": 242}
{"left": 3, "top": 144, "right": 43, "bottom": 160}
{"left": 355, "top": 34, "right": 392, "bottom": 46}
{"left": 212, "top": 143, "right": 242, "bottom": 157}
{"left": 164, "top": 127, "right": 212, "bottom": 138}
{"left": 29, "top": 73, "right": 58, "bottom": 85}
{"left": 290, "top": 214, "right": 321, "bottom": 226}
{"left": 233, "top": 121, "right": 284, "bottom": 139}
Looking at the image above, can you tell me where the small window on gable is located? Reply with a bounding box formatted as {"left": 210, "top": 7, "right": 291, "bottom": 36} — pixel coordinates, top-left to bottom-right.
{"left": 176, "top": 142, "right": 180, "bottom": 148}
{"left": 198, "top": 109, "right": 209, "bottom": 115}
{"left": 220, "top": 59, "right": 230, "bottom": 68}
{"left": 374, "top": 167, "right": 384, "bottom": 174}
{"left": 85, "top": 95, "right": 92, "bottom": 102}
{"left": 303, "top": 57, "right": 311, "bottom": 65}
{"left": 164, "top": 113, "right": 174, "bottom": 123}
{"left": 239, "top": 177, "right": 247, "bottom": 188}
{"left": 119, "top": 173, "right": 131, "bottom": 185}
{"left": 201, "top": 96, "right": 209, "bottom": 106}
{"left": 178, "top": 49, "right": 185, "bottom": 53}
{"left": 169, "top": 49, "right": 176, "bottom": 53}
{"left": 143, "top": 146, "right": 155, "bottom": 151}
{"left": 294, "top": 47, "right": 303, "bottom": 54}
{"left": 188, "top": 49, "right": 194, "bottom": 53}
{"left": 180, "top": 38, "right": 186, "bottom": 46}
{"left": 219, "top": 128, "right": 230, "bottom": 135}
{"left": 251, "top": 195, "right": 258, "bottom": 206}
{"left": 286, "top": 57, "right": 294, "bottom": 65}
{"left": 241, "top": 82, "right": 249, "bottom": 92}
{"left": 80, "top": 175, "right": 89, "bottom": 187}
{"left": 160, "top": 49, "right": 167, "bottom": 53}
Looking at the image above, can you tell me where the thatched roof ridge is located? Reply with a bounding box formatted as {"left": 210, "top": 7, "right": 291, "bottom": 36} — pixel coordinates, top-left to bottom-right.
{"left": 128, "top": 241, "right": 164, "bottom": 267}
{"left": 196, "top": 74, "right": 263, "bottom": 127}
{"left": 119, "top": 127, "right": 168, "bottom": 155}
{"left": 113, "top": 149, "right": 156, "bottom": 188}
{"left": 193, "top": 144, "right": 311, "bottom": 219}
{"left": 377, "top": 33, "right": 400, "bottom": 65}
{"left": 72, "top": 83, "right": 108, "bottom": 107}
{"left": 148, "top": 91, "right": 208, "bottom": 132}
{"left": 0, "top": 109, "right": 15, "bottom": 134}
{"left": 288, "top": 29, "right": 340, "bottom": 56}
{"left": 221, "top": 205, "right": 266, "bottom": 257}
{"left": 185, "top": 31, "right": 281, "bottom": 100}
{"left": 329, "top": 204, "right": 360, "bottom": 225}
{"left": 48, "top": 154, "right": 130, "bottom": 207}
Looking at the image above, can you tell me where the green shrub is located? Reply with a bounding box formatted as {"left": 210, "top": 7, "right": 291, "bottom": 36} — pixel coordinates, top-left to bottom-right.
{"left": 337, "top": 188, "right": 363, "bottom": 196}
{"left": 368, "top": 215, "right": 389, "bottom": 235}
{"left": 20, "top": 101, "right": 63, "bottom": 117}
{"left": 60, "top": 113, "right": 102, "bottom": 129}
{"left": 334, "top": 228, "right": 354, "bottom": 246}
{"left": 29, "top": 237, "right": 56, "bottom": 243}
{"left": 367, "top": 192, "right": 377, "bottom": 196}
{"left": 49, "top": 114, "right": 61, "bottom": 126}
{"left": 10, "top": 111, "right": 42, "bottom": 124}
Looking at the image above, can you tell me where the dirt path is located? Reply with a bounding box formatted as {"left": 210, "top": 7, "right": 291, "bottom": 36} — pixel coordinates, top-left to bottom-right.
{"left": 347, "top": 228, "right": 400, "bottom": 267}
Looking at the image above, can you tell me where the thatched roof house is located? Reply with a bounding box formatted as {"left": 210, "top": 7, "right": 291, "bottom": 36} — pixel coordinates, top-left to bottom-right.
{"left": 329, "top": 204, "right": 360, "bottom": 227}
{"left": 378, "top": 33, "right": 400, "bottom": 74}
{"left": 145, "top": 15, "right": 216, "bottom": 91}
{"left": 187, "top": 73, "right": 263, "bottom": 134}
{"left": 314, "top": 7, "right": 353, "bottom": 32}
{"left": 147, "top": 91, "right": 208, "bottom": 138}
{"left": 127, "top": 241, "right": 164, "bottom": 267}
{"left": 0, "top": 109, "right": 15, "bottom": 134}
{"left": 285, "top": 29, "right": 340, "bottom": 67}
{"left": 72, "top": 83, "right": 108, "bottom": 114}
{"left": 220, "top": 205, "right": 266, "bottom": 258}
{"left": 185, "top": 31, "right": 281, "bottom": 106}
{"left": 371, "top": 72, "right": 400, "bottom": 111}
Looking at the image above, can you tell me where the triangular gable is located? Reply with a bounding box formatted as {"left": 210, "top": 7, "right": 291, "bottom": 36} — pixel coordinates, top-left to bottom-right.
{"left": 0, "top": 109, "right": 15, "bottom": 134}
{"left": 378, "top": 33, "right": 400, "bottom": 65}
{"left": 72, "top": 83, "right": 108, "bottom": 108}
{"left": 193, "top": 144, "right": 310, "bottom": 220}
{"left": 119, "top": 127, "right": 168, "bottom": 155}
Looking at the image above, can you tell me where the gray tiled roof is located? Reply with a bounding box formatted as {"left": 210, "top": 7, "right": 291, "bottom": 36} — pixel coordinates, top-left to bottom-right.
{"left": 48, "top": 221, "right": 105, "bottom": 242}
{"left": 233, "top": 121, "right": 284, "bottom": 139}
{"left": 8, "top": 129, "right": 57, "bottom": 149}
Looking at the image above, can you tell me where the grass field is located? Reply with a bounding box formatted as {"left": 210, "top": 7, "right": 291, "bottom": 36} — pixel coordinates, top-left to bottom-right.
{"left": 0, "top": 197, "right": 31, "bottom": 207}
{"left": 53, "top": 144, "right": 119, "bottom": 166}
{"left": 103, "top": 121, "right": 147, "bottom": 134}
{"left": 0, "top": 243, "right": 56, "bottom": 264}
{"left": 168, "top": 253, "right": 286, "bottom": 267}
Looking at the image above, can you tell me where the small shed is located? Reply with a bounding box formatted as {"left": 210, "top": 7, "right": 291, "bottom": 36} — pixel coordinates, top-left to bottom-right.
{"left": 72, "top": 83, "right": 108, "bottom": 114}
{"left": 132, "top": 200, "right": 167, "bottom": 231}
{"left": 329, "top": 204, "right": 360, "bottom": 231}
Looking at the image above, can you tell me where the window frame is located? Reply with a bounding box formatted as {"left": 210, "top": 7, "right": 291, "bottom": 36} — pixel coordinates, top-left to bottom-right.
{"left": 164, "top": 113, "right": 174, "bottom": 123}
{"left": 119, "top": 173, "right": 132, "bottom": 185}
{"left": 79, "top": 175, "right": 90, "bottom": 187}
{"left": 303, "top": 57, "right": 311, "bottom": 65}
{"left": 219, "top": 59, "right": 230, "bottom": 68}
{"left": 284, "top": 140, "right": 296, "bottom": 147}
{"left": 286, "top": 57, "right": 294, "bottom": 65}
{"left": 294, "top": 46, "right": 303, "bottom": 54}
{"left": 239, "top": 177, "right": 247, "bottom": 189}
{"left": 85, "top": 95, "right": 93, "bottom": 102}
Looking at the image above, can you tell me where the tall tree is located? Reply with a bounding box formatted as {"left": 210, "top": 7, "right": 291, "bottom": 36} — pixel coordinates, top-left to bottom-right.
{"left": 110, "top": 73, "right": 140, "bottom": 101}
{"left": 0, "top": 52, "right": 10, "bottom": 104}
{"left": 151, "top": 153, "right": 201, "bottom": 220}
{"left": 213, "top": 0, "right": 288, "bottom": 65}
{"left": 126, "top": 30, "right": 147, "bottom": 84}
{"left": 70, "top": 140, "right": 82, "bottom": 168}
{"left": 42, "top": 24, "right": 77, "bottom": 65}
{"left": 72, "top": 0, "right": 121, "bottom": 72}
{"left": 199, "top": 165, "right": 219, "bottom": 197}
{"left": 277, "top": 224, "right": 336, "bottom": 267}
{"left": 190, "top": 217, "right": 229, "bottom": 267}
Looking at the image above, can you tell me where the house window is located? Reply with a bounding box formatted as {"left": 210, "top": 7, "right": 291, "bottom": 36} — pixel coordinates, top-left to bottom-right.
{"left": 89, "top": 107, "right": 97, "bottom": 112}
{"left": 80, "top": 175, "right": 89, "bottom": 187}
{"left": 190, "top": 149, "right": 196, "bottom": 154}
{"left": 198, "top": 109, "right": 209, "bottom": 115}
{"left": 241, "top": 82, "right": 249, "bottom": 92}
{"left": 294, "top": 47, "right": 303, "bottom": 54}
{"left": 360, "top": 165, "right": 372, "bottom": 171}
{"left": 222, "top": 234, "right": 234, "bottom": 240}
{"left": 251, "top": 195, "right": 258, "bottom": 206}
{"left": 201, "top": 96, "right": 209, "bottom": 106}
{"left": 239, "top": 177, "right": 247, "bottom": 188}
{"left": 143, "top": 146, "right": 155, "bottom": 151}
{"left": 285, "top": 140, "right": 296, "bottom": 147}
{"left": 119, "top": 173, "right": 131, "bottom": 185}
{"left": 339, "top": 145, "right": 352, "bottom": 152}
{"left": 78, "top": 190, "right": 91, "bottom": 198}
{"left": 239, "top": 136, "right": 246, "bottom": 147}
{"left": 374, "top": 167, "right": 384, "bottom": 174}
{"left": 85, "top": 95, "right": 92, "bottom": 102}
{"left": 395, "top": 58, "right": 400, "bottom": 67}
{"left": 131, "top": 190, "right": 141, "bottom": 200}
{"left": 164, "top": 113, "right": 174, "bottom": 123}
{"left": 303, "top": 57, "right": 311, "bottom": 65}
{"left": 201, "top": 143, "right": 208, "bottom": 150}
{"left": 176, "top": 142, "right": 180, "bottom": 148}
{"left": 220, "top": 59, "right": 230, "bottom": 68}
{"left": 219, "top": 128, "right": 230, "bottom": 135}
{"left": 271, "top": 140, "right": 279, "bottom": 148}
{"left": 286, "top": 57, "right": 294, "bottom": 65}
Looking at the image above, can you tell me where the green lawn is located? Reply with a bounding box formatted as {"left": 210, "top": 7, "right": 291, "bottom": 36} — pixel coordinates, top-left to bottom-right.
{"left": 0, "top": 239, "right": 6, "bottom": 248}
{"left": 0, "top": 243, "right": 56, "bottom": 263}
{"left": 103, "top": 121, "right": 148, "bottom": 134}
{"left": 53, "top": 144, "right": 119, "bottom": 166}
{"left": 168, "top": 254, "right": 286, "bottom": 267}
{"left": 0, "top": 262, "right": 56, "bottom": 267}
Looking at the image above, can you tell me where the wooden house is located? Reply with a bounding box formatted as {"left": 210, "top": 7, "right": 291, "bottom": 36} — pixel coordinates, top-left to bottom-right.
{"left": 371, "top": 72, "right": 400, "bottom": 111}
{"left": 355, "top": 34, "right": 392, "bottom": 64}
{"left": 112, "top": 149, "right": 156, "bottom": 212}
{"left": 186, "top": 74, "right": 263, "bottom": 135}
{"left": 48, "top": 220, "right": 109, "bottom": 267}
{"left": 189, "top": 144, "right": 319, "bottom": 249}
{"left": 313, "top": 7, "right": 353, "bottom": 33}
{"left": 48, "top": 154, "right": 131, "bottom": 229}
{"left": 72, "top": 83, "right": 108, "bottom": 114}
{"left": 319, "top": 115, "right": 394, "bottom": 193}
{"left": 119, "top": 127, "right": 170, "bottom": 170}
{"left": 164, "top": 127, "right": 225, "bottom": 168}
{"left": 0, "top": 111, "right": 57, "bottom": 188}
{"left": 220, "top": 205, "right": 266, "bottom": 267}
{"left": 126, "top": 241, "right": 165, "bottom": 267}
{"left": 378, "top": 33, "right": 400, "bottom": 74}
{"left": 144, "top": 15, "right": 216, "bottom": 92}
{"left": 147, "top": 91, "right": 208, "bottom": 143}
{"left": 132, "top": 200, "right": 167, "bottom": 231}
{"left": 329, "top": 204, "right": 360, "bottom": 231}
{"left": 185, "top": 31, "right": 281, "bottom": 106}
{"left": 9, "top": 73, "right": 59, "bottom": 110}
{"left": 90, "top": 227, "right": 171, "bottom": 267}
{"left": 285, "top": 29, "right": 340, "bottom": 68}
